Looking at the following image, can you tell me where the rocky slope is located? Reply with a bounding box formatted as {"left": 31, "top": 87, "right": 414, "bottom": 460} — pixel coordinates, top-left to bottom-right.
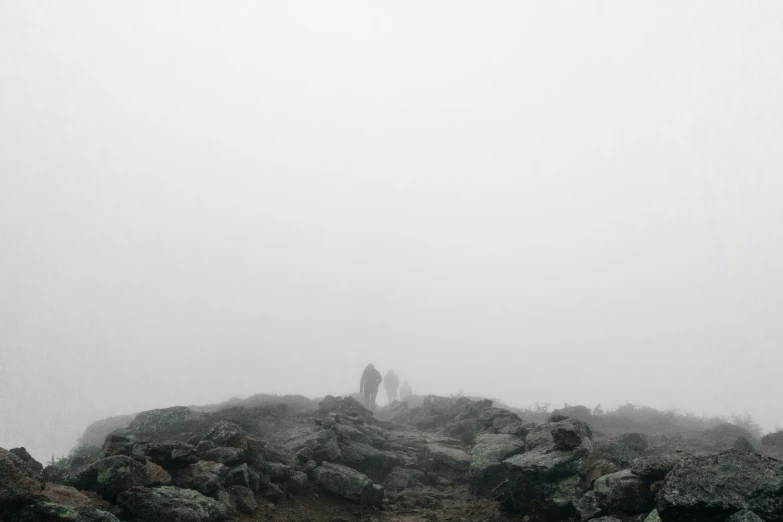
{"left": 2, "top": 395, "right": 781, "bottom": 521}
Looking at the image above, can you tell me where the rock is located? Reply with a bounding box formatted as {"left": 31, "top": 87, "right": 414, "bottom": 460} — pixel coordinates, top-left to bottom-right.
{"left": 644, "top": 510, "right": 662, "bottom": 522}
{"left": 4, "top": 502, "right": 120, "bottom": 522}
{"left": 143, "top": 441, "right": 199, "bottom": 469}
{"left": 761, "top": 430, "right": 783, "bottom": 449}
{"left": 118, "top": 407, "right": 206, "bottom": 440}
{"left": 174, "top": 460, "right": 230, "bottom": 497}
{"left": 71, "top": 455, "right": 154, "bottom": 501}
{"left": 630, "top": 453, "right": 683, "bottom": 479}
{"left": 286, "top": 470, "right": 309, "bottom": 495}
{"left": 576, "top": 469, "right": 655, "bottom": 519}
{"left": 426, "top": 442, "right": 471, "bottom": 481}
{"left": 385, "top": 467, "right": 429, "bottom": 491}
{"left": 591, "top": 517, "right": 624, "bottom": 522}
{"left": 285, "top": 428, "right": 342, "bottom": 464}
{"left": 733, "top": 436, "right": 756, "bottom": 452}
{"left": 726, "top": 510, "right": 766, "bottom": 522}
{"left": 254, "top": 460, "right": 293, "bottom": 482}
{"left": 145, "top": 461, "right": 172, "bottom": 486}
{"left": 202, "top": 422, "right": 247, "bottom": 450}
{"left": 582, "top": 458, "right": 621, "bottom": 485}
{"left": 657, "top": 450, "right": 783, "bottom": 522}
{"left": 501, "top": 419, "right": 592, "bottom": 517}
{"left": 311, "top": 462, "right": 385, "bottom": 505}
{"left": 260, "top": 482, "right": 285, "bottom": 501}
{"left": 117, "top": 485, "right": 228, "bottom": 522}
{"left": 226, "top": 464, "right": 251, "bottom": 488}
{"left": 42, "top": 465, "right": 68, "bottom": 485}
{"left": 468, "top": 434, "right": 526, "bottom": 495}
{"left": 319, "top": 396, "right": 372, "bottom": 418}
{"left": 618, "top": 433, "right": 649, "bottom": 452}
{"left": 339, "top": 441, "right": 399, "bottom": 480}
{"left": 101, "top": 435, "right": 136, "bottom": 458}
{"left": 42, "top": 484, "right": 111, "bottom": 511}
{"left": 201, "top": 447, "right": 246, "bottom": 466}
{"left": 9, "top": 448, "right": 44, "bottom": 474}
{"left": 228, "top": 485, "right": 257, "bottom": 514}
{"left": 0, "top": 447, "right": 44, "bottom": 506}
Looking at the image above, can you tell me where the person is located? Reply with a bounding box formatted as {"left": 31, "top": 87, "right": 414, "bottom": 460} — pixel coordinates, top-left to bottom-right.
{"left": 400, "top": 380, "right": 412, "bottom": 402}
{"left": 383, "top": 369, "right": 400, "bottom": 404}
{"left": 359, "top": 363, "right": 382, "bottom": 411}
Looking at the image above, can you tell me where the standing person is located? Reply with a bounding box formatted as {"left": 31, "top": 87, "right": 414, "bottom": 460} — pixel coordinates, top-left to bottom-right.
{"left": 383, "top": 369, "right": 400, "bottom": 404}
{"left": 359, "top": 363, "right": 382, "bottom": 411}
{"left": 400, "top": 380, "right": 412, "bottom": 402}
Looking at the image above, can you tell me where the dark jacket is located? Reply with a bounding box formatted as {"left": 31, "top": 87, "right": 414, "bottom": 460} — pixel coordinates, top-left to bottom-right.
{"left": 360, "top": 366, "right": 383, "bottom": 394}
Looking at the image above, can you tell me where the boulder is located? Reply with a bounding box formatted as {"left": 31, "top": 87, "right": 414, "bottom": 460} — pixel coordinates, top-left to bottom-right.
{"left": 318, "top": 396, "right": 372, "bottom": 418}
{"left": 582, "top": 458, "right": 621, "bottom": 485}
{"left": 201, "top": 422, "right": 247, "bottom": 450}
{"left": 501, "top": 418, "right": 592, "bottom": 517}
{"left": 0, "top": 447, "right": 44, "bottom": 506}
{"left": 3, "top": 502, "right": 120, "bottom": 522}
{"left": 173, "top": 461, "right": 229, "bottom": 497}
{"left": 117, "top": 485, "right": 228, "bottom": 522}
{"left": 200, "top": 447, "right": 246, "bottom": 466}
{"left": 226, "top": 464, "right": 251, "bottom": 488}
{"left": 384, "top": 467, "right": 429, "bottom": 491}
{"left": 656, "top": 450, "right": 783, "bottom": 522}
{"left": 310, "top": 462, "right": 384, "bottom": 505}
{"left": 228, "top": 485, "right": 257, "bottom": 514}
{"left": 426, "top": 442, "right": 471, "bottom": 481}
{"left": 338, "top": 441, "right": 399, "bottom": 480}
{"left": 42, "top": 484, "right": 112, "bottom": 511}
{"left": 71, "top": 456, "right": 153, "bottom": 500}
{"left": 468, "top": 433, "right": 526, "bottom": 495}
{"left": 575, "top": 469, "right": 655, "bottom": 520}
{"left": 145, "top": 461, "right": 172, "bottom": 486}
{"left": 630, "top": 453, "right": 683, "bottom": 480}
{"left": 285, "top": 428, "right": 341, "bottom": 464}
{"left": 9, "top": 448, "right": 44, "bottom": 474}
{"left": 118, "top": 407, "right": 206, "bottom": 441}
{"left": 726, "top": 510, "right": 766, "bottom": 522}
{"left": 618, "top": 433, "right": 649, "bottom": 452}
{"left": 143, "top": 442, "right": 199, "bottom": 469}
{"left": 733, "top": 436, "right": 756, "bottom": 452}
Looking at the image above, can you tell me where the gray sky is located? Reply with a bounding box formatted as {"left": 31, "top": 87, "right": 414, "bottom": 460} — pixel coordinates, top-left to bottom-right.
{"left": 2, "top": 1, "right": 783, "bottom": 461}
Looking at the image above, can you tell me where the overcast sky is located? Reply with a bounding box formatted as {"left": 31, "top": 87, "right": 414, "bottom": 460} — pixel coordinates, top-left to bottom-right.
{"left": 2, "top": 1, "right": 782, "bottom": 461}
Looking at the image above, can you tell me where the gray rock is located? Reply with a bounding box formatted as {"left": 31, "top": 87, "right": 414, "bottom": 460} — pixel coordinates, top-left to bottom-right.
{"left": 384, "top": 467, "right": 428, "bottom": 491}
{"left": 202, "top": 422, "right": 246, "bottom": 449}
{"left": 117, "top": 485, "right": 228, "bottom": 522}
{"left": 201, "top": 447, "right": 246, "bottom": 466}
{"left": 285, "top": 428, "right": 341, "bottom": 464}
{"left": 501, "top": 418, "right": 592, "bottom": 517}
{"left": 4, "top": 502, "right": 120, "bottom": 522}
{"left": 174, "top": 461, "right": 230, "bottom": 497}
{"left": 143, "top": 441, "right": 199, "bottom": 469}
{"left": 254, "top": 460, "right": 293, "bottom": 482}
{"left": 339, "top": 441, "right": 399, "bottom": 480}
{"left": 9, "top": 448, "right": 44, "bottom": 474}
{"left": 630, "top": 453, "right": 684, "bottom": 479}
{"left": 71, "top": 456, "right": 154, "bottom": 501}
{"left": 468, "top": 433, "right": 526, "bottom": 495}
{"left": 657, "top": 450, "right": 783, "bottom": 522}
{"left": 226, "top": 464, "right": 251, "bottom": 488}
{"left": 119, "top": 407, "right": 206, "bottom": 440}
{"left": 577, "top": 469, "right": 655, "bottom": 518}
{"left": 726, "top": 510, "right": 766, "bottom": 522}
{"left": 310, "top": 462, "right": 384, "bottom": 505}
{"left": 427, "top": 443, "right": 470, "bottom": 473}
{"left": 228, "top": 485, "right": 257, "bottom": 514}
{"left": 644, "top": 509, "right": 662, "bottom": 522}
{"left": 618, "top": 433, "right": 649, "bottom": 452}
{"left": 734, "top": 436, "right": 756, "bottom": 452}
{"left": 0, "top": 447, "right": 44, "bottom": 507}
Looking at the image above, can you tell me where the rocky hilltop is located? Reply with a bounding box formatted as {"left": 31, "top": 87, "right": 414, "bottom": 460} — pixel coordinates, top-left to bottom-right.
{"left": 2, "top": 395, "right": 783, "bottom": 522}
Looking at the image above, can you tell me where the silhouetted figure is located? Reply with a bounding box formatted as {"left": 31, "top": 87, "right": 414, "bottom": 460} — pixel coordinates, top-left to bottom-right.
{"left": 400, "top": 380, "right": 412, "bottom": 402}
{"left": 359, "top": 363, "right": 382, "bottom": 411}
{"left": 384, "top": 369, "right": 400, "bottom": 404}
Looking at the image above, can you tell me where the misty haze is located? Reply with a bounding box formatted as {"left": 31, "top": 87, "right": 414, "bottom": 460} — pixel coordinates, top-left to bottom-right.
{"left": 2, "top": 2, "right": 783, "bottom": 522}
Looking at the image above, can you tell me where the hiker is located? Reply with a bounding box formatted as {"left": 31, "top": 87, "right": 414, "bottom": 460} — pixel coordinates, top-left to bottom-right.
{"left": 359, "top": 363, "right": 383, "bottom": 411}
{"left": 400, "top": 380, "right": 412, "bottom": 402}
{"left": 383, "top": 369, "right": 400, "bottom": 404}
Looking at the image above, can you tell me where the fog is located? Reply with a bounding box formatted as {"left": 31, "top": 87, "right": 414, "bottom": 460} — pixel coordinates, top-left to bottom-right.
{"left": 2, "top": 1, "right": 782, "bottom": 462}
